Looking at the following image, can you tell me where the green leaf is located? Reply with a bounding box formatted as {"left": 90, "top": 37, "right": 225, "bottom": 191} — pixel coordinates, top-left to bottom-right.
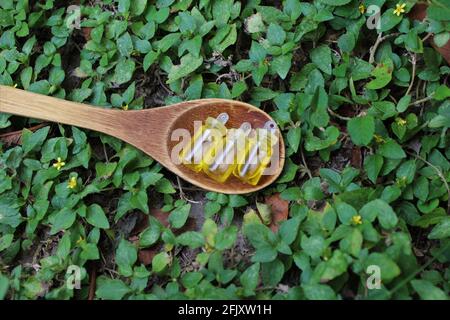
{"left": 155, "top": 178, "right": 176, "bottom": 194}
{"left": 0, "top": 273, "right": 9, "bottom": 300}
{"left": 261, "top": 259, "right": 284, "bottom": 286}
{"left": 397, "top": 95, "right": 411, "bottom": 112}
{"left": 0, "top": 234, "right": 14, "bottom": 252}
{"left": 364, "top": 154, "right": 384, "bottom": 184}
{"left": 239, "top": 263, "right": 260, "bottom": 296}
{"left": 267, "top": 23, "right": 286, "bottom": 46}
{"left": 169, "top": 204, "right": 191, "bottom": 229}
{"left": 411, "top": 280, "right": 448, "bottom": 300}
{"left": 50, "top": 208, "right": 76, "bottom": 235}
{"left": 318, "top": 250, "right": 348, "bottom": 282}
{"left": 256, "top": 202, "right": 271, "bottom": 225}
{"left": 22, "top": 126, "right": 50, "bottom": 154}
{"left": 271, "top": 54, "right": 292, "bottom": 79}
{"left": 336, "top": 202, "right": 358, "bottom": 225}
{"left": 279, "top": 216, "right": 301, "bottom": 245}
{"left": 139, "top": 217, "right": 162, "bottom": 247}
{"left": 117, "top": 32, "right": 133, "bottom": 57}
{"left": 305, "top": 126, "right": 340, "bottom": 151}
{"left": 210, "top": 24, "right": 237, "bottom": 52}
{"left": 86, "top": 204, "right": 110, "bottom": 229}
{"left": 286, "top": 126, "right": 301, "bottom": 153}
{"left": 310, "top": 45, "right": 332, "bottom": 75}
{"left": 20, "top": 66, "right": 32, "bottom": 89}
{"left": 113, "top": 58, "right": 135, "bottom": 84}
{"left": 177, "top": 231, "right": 205, "bottom": 249}
{"left": 181, "top": 272, "right": 203, "bottom": 289}
{"left": 130, "top": 0, "right": 147, "bottom": 16}
{"left": 229, "top": 195, "right": 248, "bottom": 208}
{"left": 96, "top": 276, "right": 130, "bottom": 300}
{"left": 379, "top": 9, "right": 403, "bottom": 32}
{"left": 434, "top": 85, "right": 450, "bottom": 101}
{"left": 0, "top": 202, "right": 21, "bottom": 228}
{"left": 320, "top": 0, "right": 351, "bottom": 5}
{"left": 143, "top": 51, "right": 159, "bottom": 72}
{"left": 341, "top": 228, "right": 363, "bottom": 257}
{"left": 427, "top": 3, "right": 450, "bottom": 21}
{"left": 301, "top": 234, "right": 326, "bottom": 259}
{"left": 245, "top": 13, "right": 265, "bottom": 33}
{"left": 364, "top": 253, "right": 400, "bottom": 283}
{"left": 366, "top": 60, "right": 393, "bottom": 90}
{"left": 428, "top": 217, "right": 450, "bottom": 240}
{"left": 337, "top": 32, "right": 356, "bottom": 53}
{"left": 434, "top": 32, "right": 450, "bottom": 47}
{"left": 347, "top": 115, "right": 375, "bottom": 146}
{"left": 360, "top": 199, "right": 398, "bottom": 230}
{"left": 152, "top": 252, "right": 170, "bottom": 273}
{"left": 378, "top": 139, "right": 406, "bottom": 159}
{"left": 302, "top": 284, "right": 337, "bottom": 300}
{"left": 167, "top": 54, "right": 203, "bottom": 83}
{"left": 116, "top": 239, "right": 138, "bottom": 277}
{"left": 215, "top": 226, "right": 238, "bottom": 250}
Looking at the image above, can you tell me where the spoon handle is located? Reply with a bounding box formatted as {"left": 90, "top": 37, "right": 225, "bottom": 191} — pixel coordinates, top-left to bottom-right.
{"left": 0, "top": 85, "right": 124, "bottom": 136}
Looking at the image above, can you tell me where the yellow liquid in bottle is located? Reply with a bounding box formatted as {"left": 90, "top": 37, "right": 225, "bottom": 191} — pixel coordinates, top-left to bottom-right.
{"left": 179, "top": 113, "right": 228, "bottom": 172}
{"left": 234, "top": 121, "right": 278, "bottom": 186}
{"left": 203, "top": 122, "right": 251, "bottom": 183}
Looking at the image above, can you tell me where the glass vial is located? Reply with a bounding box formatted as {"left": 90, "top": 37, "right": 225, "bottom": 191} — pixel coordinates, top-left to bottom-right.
{"left": 203, "top": 122, "right": 252, "bottom": 183}
{"left": 234, "top": 121, "right": 278, "bottom": 186}
{"left": 179, "top": 113, "right": 229, "bottom": 172}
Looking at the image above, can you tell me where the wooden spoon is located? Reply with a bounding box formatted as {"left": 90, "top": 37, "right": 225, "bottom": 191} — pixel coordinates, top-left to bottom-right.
{"left": 0, "top": 85, "right": 285, "bottom": 194}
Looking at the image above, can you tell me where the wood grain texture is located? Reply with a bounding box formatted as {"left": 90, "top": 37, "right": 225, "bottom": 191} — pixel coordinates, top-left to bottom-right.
{"left": 0, "top": 85, "right": 285, "bottom": 194}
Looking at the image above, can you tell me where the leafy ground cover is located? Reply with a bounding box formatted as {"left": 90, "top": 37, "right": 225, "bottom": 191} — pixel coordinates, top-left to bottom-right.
{"left": 0, "top": 0, "right": 450, "bottom": 300}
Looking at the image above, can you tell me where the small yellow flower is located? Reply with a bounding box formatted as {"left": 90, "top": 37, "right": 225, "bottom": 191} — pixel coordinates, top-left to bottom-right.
{"left": 53, "top": 157, "right": 66, "bottom": 171}
{"left": 352, "top": 215, "right": 363, "bottom": 225}
{"left": 359, "top": 4, "right": 366, "bottom": 14}
{"left": 396, "top": 117, "right": 407, "bottom": 126}
{"left": 122, "top": 104, "right": 129, "bottom": 111}
{"left": 374, "top": 134, "right": 385, "bottom": 144}
{"left": 67, "top": 176, "right": 77, "bottom": 189}
{"left": 393, "top": 3, "right": 406, "bottom": 16}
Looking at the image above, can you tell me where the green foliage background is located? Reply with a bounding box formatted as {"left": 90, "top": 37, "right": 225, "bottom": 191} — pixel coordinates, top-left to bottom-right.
{"left": 0, "top": 0, "right": 450, "bottom": 300}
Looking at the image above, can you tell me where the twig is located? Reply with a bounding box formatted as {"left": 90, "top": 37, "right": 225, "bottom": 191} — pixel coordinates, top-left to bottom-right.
{"left": 369, "top": 33, "right": 400, "bottom": 64}
{"left": 408, "top": 95, "right": 434, "bottom": 107}
{"left": 176, "top": 176, "right": 201, "bottom": 204}
{"left": 421, "top": 32, "right": 433, "bottom": 42}
{"left": 102, "top": 143, "right": 110, "bottom": 163}
{"left": 328, "top": 108, "right": 352, "bottom": 121}
{"left": 405, "top": 53, "right": 416, "bottom": 96}
{"left": 300, "top": 148, "right": 313, "bottom": 179}
{"left": 407, "top": 150, "right": 450, "bottom": 214}
{"left": 88, "top": 264, "right": 97, "bottom": 300}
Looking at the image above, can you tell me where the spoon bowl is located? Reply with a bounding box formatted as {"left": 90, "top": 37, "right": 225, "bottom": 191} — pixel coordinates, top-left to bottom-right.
{"left": 0, "top": 85, "right": 284, "bottom": 194}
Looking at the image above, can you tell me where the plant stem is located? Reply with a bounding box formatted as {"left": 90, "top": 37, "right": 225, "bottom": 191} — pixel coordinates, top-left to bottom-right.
{"left": 405, "top": 53, "right": 416, "bottom": 96}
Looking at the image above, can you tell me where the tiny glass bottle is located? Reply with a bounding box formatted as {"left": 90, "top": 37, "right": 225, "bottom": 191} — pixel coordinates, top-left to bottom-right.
{"left": 179, "top": 113, "right": 229, "bottom": 172}
{"left": 234, "top": 121, "right": 278, "bottom": 186}
{"left": 203, "top": 122, "right": 252, "bottom": 183}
